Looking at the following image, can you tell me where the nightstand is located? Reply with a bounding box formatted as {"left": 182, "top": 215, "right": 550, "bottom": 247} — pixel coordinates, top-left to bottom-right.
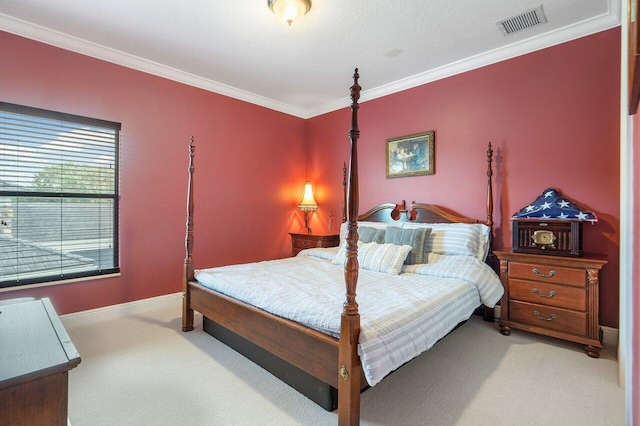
{"left": 289, "top": 233, "right": 339, "bottom": 256}
{"left": 494, "top": 250, "right": 607, "bottom": 357}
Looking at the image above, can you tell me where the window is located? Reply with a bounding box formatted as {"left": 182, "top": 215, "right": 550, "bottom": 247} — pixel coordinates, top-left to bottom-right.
{"left": 0, "top": 102, "right": 120, "bottom": 288}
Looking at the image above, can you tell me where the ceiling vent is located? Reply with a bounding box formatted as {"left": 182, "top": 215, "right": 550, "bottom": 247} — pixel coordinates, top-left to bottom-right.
{"left": 496, "top": 5, "right": 547, "bottom": 36}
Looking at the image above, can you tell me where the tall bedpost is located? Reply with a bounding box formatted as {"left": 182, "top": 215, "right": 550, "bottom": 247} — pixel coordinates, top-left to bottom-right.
{"left": 338, "top": 69, "right": 362, "bottom": 426}
{"left": 342, "top": 162, "right": 348, "bottom": 223}
{"left": 483, "top": 142, "right": 496, "bottom": 322}
{"left": 485, "top": 142, "right": 494, "bottom": 266}
{"left": 182, "top": 137, "right": 195, "bottom": 332}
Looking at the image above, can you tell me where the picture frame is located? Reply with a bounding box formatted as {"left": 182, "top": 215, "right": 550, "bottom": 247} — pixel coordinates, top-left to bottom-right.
{"left": 386, "top": 131, "right": 434, "bottom": 178}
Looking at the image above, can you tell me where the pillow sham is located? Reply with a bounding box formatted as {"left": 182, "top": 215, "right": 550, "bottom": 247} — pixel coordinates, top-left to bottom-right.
{"left": 332, "top": 241, "right": 412, "bottom": 275}
{"left": 358, "top": 226, "right": 386, "bottom": 244}
{"left": 339, "top": 221, "right": 405, "bottom": 241}
{"left": 360, "top": 242, "right": 412, "bottom": 274}
{"left": 403, "top": 222, "right": 490, "bottom": 260}
{"left": 384, "top": 226, "right": 430, "bottom": 265}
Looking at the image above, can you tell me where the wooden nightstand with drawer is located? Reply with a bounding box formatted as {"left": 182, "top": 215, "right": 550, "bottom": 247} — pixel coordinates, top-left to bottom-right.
{"left": 289, "top": 233, "right": 339, "bottom": 256}
{"left": 494, "top": 250, "right": 607, "bottom": 357}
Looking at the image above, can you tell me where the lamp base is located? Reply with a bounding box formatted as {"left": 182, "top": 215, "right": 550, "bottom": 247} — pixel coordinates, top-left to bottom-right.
{"left": 302, "top": 211, "right": 312, "bottom": 234}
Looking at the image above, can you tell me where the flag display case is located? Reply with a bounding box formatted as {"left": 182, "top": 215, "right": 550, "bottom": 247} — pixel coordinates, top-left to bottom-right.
{"left": 511, "top": 188, "right": 596, "bottom": 257}
{"left": 512, "top": 219, "right": 582, "bottom": 256}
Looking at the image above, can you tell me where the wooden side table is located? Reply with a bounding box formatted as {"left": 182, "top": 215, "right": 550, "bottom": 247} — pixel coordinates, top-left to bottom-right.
{"left": 289, "top": 233, "right": 339, "bottom": 256}
{"left": 0, "top": 298, "right": 81, "bottom": 425}
{"left": 494, "top": 249, "right": 607, "bottom": 357}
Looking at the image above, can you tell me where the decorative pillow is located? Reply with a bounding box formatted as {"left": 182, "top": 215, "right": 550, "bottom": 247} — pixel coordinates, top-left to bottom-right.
{"left": 384, "top": 226, "right": 430, "bottom": 264}
{"left": 359, "top": 242, "right": 412, "bottom": 274}
{"left": 333, "top": 240, "right": 375, "bottom": 266}
{"left": 358, "top": 226, "right": 386, "bottom": 244}
{"left": 404, "top": 222, "right": 489, "bottom": 259}
{"left": 339, "top": 221, "right": 404, "bottom": 241}
{"left": 333, "top": 241, "right": 412, "bottom": 275}
{"left": 332, "top": 240, "right": 354, "bottom": 265}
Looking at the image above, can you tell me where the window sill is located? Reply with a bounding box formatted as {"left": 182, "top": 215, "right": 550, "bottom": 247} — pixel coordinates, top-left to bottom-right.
{"left": 0, "top": 272, "right": 121, "bottom": 293}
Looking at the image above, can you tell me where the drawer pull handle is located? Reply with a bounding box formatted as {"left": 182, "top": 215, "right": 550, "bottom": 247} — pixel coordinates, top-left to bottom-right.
{"left": 532, "top": 268, "right": 556, "bottom": 278}
{"left": 532, "top": 288, "right": 556, "bottom": 298}
{"left": 533, "top": 310, "right": 557, "bottom": 321}
{"left": 302, "top": 242, "right": 310, "bottom": 247}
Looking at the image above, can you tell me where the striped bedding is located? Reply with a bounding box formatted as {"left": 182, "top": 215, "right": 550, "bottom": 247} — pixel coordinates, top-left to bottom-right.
{"left": 194, "top": 247, "right": 503, "bottom": 386}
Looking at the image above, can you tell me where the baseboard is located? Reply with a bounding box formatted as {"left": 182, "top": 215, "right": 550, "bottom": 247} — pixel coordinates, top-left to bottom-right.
{"left": 60, "top": 292, "right": 181, "bottom": 327}
{"left": 601, "top": 325, "right": 618, "bottom": 348}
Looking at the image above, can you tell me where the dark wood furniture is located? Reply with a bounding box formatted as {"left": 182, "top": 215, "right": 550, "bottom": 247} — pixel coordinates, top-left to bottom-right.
{"left": 182, "top": 70, "right": 496, "bottom": 425}
{"left": 0, "top": 298, "right": 81, "bottom": 425}
{"left": 289, "top": 233, "right": 340, "bottom": 256}
{"left": 495, "top": 250, "right": 607, "bottom": 357}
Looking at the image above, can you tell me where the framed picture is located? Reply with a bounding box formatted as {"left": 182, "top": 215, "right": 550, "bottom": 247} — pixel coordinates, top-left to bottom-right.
{"left": 386, "top": 131, "right": 434, "bottom": 178}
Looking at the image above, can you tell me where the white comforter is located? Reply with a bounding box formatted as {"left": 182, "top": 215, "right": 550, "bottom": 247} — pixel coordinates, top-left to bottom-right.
{"left": 194, "top": 248, "right": 503, "bottom": 386}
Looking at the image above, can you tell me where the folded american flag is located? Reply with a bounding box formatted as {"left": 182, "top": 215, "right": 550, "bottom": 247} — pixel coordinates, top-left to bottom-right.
{"left": 512, "top": 188, "right": 597, "bottom": 223}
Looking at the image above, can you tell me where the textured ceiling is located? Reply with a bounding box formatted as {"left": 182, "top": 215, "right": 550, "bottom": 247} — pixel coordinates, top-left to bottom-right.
{"left": 0, "top": 0, "right": 620, "bottom": 118}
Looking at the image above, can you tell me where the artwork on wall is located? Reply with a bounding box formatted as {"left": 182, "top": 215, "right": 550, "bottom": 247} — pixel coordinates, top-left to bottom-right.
{"left": 386, "top": 131, "right": 435, "bottom": 178}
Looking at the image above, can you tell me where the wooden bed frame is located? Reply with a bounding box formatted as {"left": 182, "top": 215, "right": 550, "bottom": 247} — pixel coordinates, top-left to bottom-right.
{"left": 181, "top": 69, "right": 495, "bottom": 425}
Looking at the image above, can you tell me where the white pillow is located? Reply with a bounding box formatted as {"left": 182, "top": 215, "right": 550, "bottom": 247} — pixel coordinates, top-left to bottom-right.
{"left": 333, "top": 241, "right": 412, "bottom": 275}
{"left": 332, "top": 239, "right": 355, "bottom": 265}
{"left": 403, "top": 222, "right": 490, "bottom": 260}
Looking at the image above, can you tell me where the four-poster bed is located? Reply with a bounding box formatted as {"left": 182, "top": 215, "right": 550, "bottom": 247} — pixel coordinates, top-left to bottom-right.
{"left": 181, "top": 69, "right": 502, "bottom": 425}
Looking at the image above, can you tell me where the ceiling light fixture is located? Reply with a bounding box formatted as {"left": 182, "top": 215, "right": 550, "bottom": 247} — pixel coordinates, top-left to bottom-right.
{"left": 268, "top": 0, "right": 311, "bottom": 26}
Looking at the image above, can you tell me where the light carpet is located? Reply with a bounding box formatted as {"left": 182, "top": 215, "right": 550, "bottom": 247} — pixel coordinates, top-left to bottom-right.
{"left": 62, "top": 301, "right": 624, "bottom": 425}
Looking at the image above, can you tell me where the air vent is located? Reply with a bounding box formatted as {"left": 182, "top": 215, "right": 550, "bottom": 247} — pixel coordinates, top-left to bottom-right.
{"left": 496, "top": 5, "right": 547, "bottom": 36}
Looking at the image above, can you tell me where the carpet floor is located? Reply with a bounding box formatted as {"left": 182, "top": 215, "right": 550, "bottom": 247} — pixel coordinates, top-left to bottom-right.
{"left": 62, "top": 301, "right": 624, "bottom": 425}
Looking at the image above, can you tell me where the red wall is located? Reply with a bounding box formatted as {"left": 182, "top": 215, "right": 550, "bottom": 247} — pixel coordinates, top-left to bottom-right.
{"left": 0, "top": 31, "right": 308, "bottom": 314}
{"left": 308, "top": 29, "right": 621, "bottom": 327}
{"left": 0, "top": 29, "right": 622, "bottom": 329}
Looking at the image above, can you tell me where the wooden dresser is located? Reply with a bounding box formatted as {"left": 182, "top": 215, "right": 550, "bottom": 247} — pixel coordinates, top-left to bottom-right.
{"left": 0, "top": 298, "right": 81, "bottom": 425}
{"left": 494, "top": 250, "right": 607, "bottom": 357}
{"left": 289, "top": 233, "right": 340, "bottom": 256}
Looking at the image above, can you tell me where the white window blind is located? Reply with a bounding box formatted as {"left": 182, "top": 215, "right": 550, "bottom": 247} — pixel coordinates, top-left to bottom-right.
{"left": 0, "top": 102, "right": 120, "bottom": 288}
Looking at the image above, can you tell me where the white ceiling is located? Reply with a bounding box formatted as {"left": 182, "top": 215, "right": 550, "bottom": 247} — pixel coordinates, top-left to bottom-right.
{"left": 0, "top": 1, "right": 620, "bottom": 118}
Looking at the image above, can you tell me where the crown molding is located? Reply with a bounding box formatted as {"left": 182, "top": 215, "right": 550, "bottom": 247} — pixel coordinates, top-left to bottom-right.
{"left": 0, "top": 13, "right": 301, "bottom": 117}
{"left": 1, "top": 0, "right": 621, "bottom": 120}
{"left": 304, "top": 0, "right": 621, "bottom": 118}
